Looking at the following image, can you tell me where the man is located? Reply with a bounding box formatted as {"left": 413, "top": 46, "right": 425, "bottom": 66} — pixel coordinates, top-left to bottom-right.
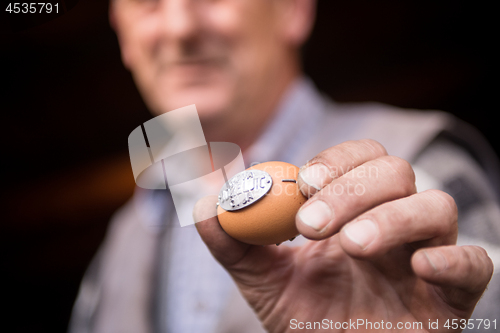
{"left": 70, "top": 0, "right": 500, "bottom": 332}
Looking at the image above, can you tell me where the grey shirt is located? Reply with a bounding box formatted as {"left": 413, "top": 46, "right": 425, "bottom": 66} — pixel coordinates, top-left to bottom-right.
{"left": 69, "top": 78, "right": 500, "bottom": 333}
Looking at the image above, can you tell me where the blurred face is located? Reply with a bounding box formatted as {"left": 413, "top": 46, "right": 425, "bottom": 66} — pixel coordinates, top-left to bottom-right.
{"left": 111, "top": 0, "right": 313, "bottom": 121}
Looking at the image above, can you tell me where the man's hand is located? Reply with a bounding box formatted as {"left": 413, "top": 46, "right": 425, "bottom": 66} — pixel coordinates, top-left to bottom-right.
{"left": 194, "top": 139, "right": 493, "bottom": 332}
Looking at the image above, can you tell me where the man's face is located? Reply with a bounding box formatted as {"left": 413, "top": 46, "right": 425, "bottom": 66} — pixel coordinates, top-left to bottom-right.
{"left": 111, "top": 0, "right": 307, "bottom": 120}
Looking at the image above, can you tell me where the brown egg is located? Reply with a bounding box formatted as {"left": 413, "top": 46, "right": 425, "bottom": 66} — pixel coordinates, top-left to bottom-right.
{"left": 217, "top": 161, "right": 307, "bottom": 245}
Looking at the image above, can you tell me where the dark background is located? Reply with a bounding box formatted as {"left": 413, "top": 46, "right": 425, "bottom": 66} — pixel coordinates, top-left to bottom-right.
{"left": 1, "top": 0, "right": 496, "bottom": 332}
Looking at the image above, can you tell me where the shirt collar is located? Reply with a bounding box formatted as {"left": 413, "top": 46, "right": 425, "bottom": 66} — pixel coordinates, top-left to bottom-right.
{"left": 244, "top": 76, "right": 326, "bottom": 167}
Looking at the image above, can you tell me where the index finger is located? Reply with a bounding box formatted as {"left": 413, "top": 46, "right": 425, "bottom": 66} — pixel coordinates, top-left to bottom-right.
{"left": 298, "top": 139, "right": 388, "bottom": 197}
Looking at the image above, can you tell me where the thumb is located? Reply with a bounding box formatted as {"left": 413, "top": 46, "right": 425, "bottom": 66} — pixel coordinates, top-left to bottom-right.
{"left": 193, "top": 195, "right": 251, "bottom": 266}
{"left": 193, "top": 195, "right": 287, "bottom": 281}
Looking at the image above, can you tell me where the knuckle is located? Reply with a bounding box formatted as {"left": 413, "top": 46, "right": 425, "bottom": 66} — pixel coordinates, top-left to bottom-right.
{"left": 462, "top": 246, "right": 494, "bottom": 289}
{"left": 426, "top": 189, "right": 458, "bottom": 224}
{"left": 484, "top": 252, "right": 495, "bottom": 277}
{"left": 359, "top": 139, "right": 388, "bottom": 157}
{"left": 468, "top": 246, "right": 494, "bottom": 273}
{"left": 377, "top": 156, "right": 416, "bottom": 194}
{"left": 333, "top": 140, "right": 365, "bottom": 162}
{"left": 314, "top": 139, "right": 387, "bottom": 164}
{"left": 472, "top": 245, "right": 489, "bottom": 258}
{"left": 330, "top": 140, "right": 356, "bottom": 159}
{"left": 389, "top": 156, "right": 414, "bottom": 177}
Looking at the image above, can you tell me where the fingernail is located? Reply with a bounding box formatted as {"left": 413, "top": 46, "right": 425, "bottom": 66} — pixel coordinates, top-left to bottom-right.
{"left": 343, "top": 219, "right": 378, "bottom": 250}
{"left": 298, "top": 200, "right": 333, "bottom": 232}
{"left": 299, "top": 163, "right": 331, "bottom": 194}
{"left": 423, "top": 250, "right": 448, "bottom": 273}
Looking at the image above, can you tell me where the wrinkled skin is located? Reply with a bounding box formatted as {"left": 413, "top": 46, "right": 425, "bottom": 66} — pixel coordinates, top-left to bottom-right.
{"left": 195, "top": 140, "right": 493, "bottom": 332}
{"left": 110, "top": 0, "right": 493, "bottom": 331}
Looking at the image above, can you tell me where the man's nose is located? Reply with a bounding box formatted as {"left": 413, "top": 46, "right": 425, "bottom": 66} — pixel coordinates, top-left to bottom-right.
{"left": 159, "top": 0, "right": 200, "bottom": 41}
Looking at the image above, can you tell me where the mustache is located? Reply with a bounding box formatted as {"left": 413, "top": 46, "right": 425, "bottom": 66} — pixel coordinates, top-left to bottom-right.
{"left": 154, "top": 42, "right": 228, "bottom": 69}
{"left": 153, "top": 36, "right": 229, "bottom": 71}
{"left": 156, "top": 55, "right": 228, "bottom": 73}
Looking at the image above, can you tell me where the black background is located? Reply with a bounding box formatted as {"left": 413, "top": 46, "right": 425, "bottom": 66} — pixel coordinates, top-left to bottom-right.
{"left": 1, "top": 0, "right": 496, "bottom": 332}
